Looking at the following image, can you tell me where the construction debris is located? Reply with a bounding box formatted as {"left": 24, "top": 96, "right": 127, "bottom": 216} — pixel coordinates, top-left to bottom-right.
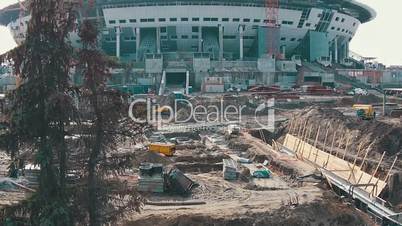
{"left": 138, "top": 163, "right": 165, "bottom": 193}
{"left": 222, "top": 159, "right": 238, "bottom": 180}
{"left": 166, "top": 168, "right": 198, "bottom": 195}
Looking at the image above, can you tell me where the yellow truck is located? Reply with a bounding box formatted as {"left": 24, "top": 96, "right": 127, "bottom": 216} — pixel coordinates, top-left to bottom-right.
{"left": 148, "top": 143, "right": 176, "bottom": 156}
{"left": 352, "top": 104, "right": 376, "bottom": 120}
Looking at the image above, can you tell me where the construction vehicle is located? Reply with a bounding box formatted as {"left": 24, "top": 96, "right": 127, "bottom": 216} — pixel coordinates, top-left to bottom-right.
{"left": 148, "top": 143, "right": 176, "bottom": 156}
{"left": 352, "top": 104, "right": 376, "bottom": 120}
{"left": 226, "top": 124, "right": 240, "bottom": 136}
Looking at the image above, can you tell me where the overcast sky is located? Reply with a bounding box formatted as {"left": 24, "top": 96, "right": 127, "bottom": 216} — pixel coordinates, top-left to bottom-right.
{"left": 0, "top": 0, "right": 401, "bottom": 66}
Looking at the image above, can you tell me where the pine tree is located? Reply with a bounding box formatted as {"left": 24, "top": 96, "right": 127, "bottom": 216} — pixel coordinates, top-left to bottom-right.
{"left": 0, "top": 0, "right": 77, "bottom": 225}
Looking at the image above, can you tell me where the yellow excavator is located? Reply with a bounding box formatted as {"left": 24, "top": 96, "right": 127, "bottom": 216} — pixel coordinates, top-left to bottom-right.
{"left": 352, "top": 104, "right": 376, "bottom": 120}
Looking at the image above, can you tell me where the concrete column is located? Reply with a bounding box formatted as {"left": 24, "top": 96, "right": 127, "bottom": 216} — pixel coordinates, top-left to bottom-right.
{"left": 239, "top": 25, "right": 244, "bottom": 60}
{"left": 156, "top": 27, "right": 161, "bottom": 54}
{"left": 159, "top": 70, "right": 166, "bottom": 95}
{"left": 185, "top": 71, "right": 190, "bottom": 94}
{"left": 198, "top": 26, "right": 203, "bottom": 52}
{"left": 333, "top": 38, "right": 338, "bottom": 63}
{"left": 280, "top": 45, "right": 286, "bottom": 59}
{"left": 135, "top": 27, "right": 141, "bottom": 61}
{"left": 116, "top": 26, "right": 121, "bottom": 58}
{"left": 218, "top": 25, "right": 224, "bottom": 60}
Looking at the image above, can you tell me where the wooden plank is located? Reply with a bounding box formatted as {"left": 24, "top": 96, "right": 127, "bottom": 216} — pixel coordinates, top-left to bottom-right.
{"left": 308, "top": 125, "right": 320, "bottom": 160}
{"left": 348, "top": 142, "right": 365, "bottom": 182}
{"left": 336, "top": 133, "right": 346, "bottom": 158}
{"left": 295, "top": 120, "right": 308, "bottom": 154}
{"left": 301, "top": 125, "right": 313, "bottom": 158}
{"left": 315, "top": 123, "right": 330, "bottom": 164}
{"left": 371, "top": 155, "right": 398, "bottom": 195}
{"left": 324, "top": 129, "right": 338, "bottom": 168}
{"left": 283, "top": 134, "right": 387, "bottom": 196}
{"left": 342, "top": 136, "right": 351, "bottom": 160}
{"left": 365, "top": 152, "right": 385, "bottom": 189}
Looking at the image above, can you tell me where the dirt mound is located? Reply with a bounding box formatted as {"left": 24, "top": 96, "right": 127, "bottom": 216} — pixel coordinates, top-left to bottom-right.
{"left": 132, "top": 149, "right": 173, "bottom": 166}
{"left": 353, "top": 94, "right": 383, "bottom": 104}
{"left": 291, "top": 107, "right": 402, "bottom": 161}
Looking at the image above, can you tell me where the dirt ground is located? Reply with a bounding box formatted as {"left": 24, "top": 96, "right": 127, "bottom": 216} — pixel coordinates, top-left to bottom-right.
{"left": 116, "top": 94, "right": 402, "bottom": 225}
{"left": 120, "top": 129, "right": 376, "bottom": 226}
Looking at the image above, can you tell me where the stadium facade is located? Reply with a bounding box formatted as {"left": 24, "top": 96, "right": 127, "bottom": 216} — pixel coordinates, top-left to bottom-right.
{"left": 1, "top": 0, "right": 376, "bottom": 93}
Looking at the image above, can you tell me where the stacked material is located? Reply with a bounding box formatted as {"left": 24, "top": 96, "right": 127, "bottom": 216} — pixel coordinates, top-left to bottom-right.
{"left": 223, "top": 159, "right": 238, "bottom": 180}
{"left": 167, "top": 168, "right": 198, "bottom": 195}
{"left": 138, "top": 163, "right": 165, "bottom": 193}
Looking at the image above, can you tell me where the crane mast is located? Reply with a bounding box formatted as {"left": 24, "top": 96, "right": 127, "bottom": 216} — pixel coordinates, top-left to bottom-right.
{"left": 265, "top": 0, "right": 281, "bottom": 58}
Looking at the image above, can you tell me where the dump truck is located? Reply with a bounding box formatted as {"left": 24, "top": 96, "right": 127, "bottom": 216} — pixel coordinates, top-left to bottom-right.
{"left": 352, "top": 104, "right": 376, "bottom": 120}
{"left": 148, "top": 143, "right": 176, "bottom": 156}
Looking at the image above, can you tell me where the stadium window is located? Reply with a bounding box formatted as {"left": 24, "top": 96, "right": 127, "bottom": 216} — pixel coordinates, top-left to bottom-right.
{"left": 192, "top": 26, "right": 199, "bottom": 32}
{"left": 341, "top": 29, "right": 345, "bottom": 32}
{"left": 331, "top": 27, "right": 335, "bottom": 30}
{"left": 211, "top": 18, "right": 218, "bottom": 22}
{"left": 341, "top": 18, "right": 345, "bottom": 22}
{"left": 233, "top": 18, "right": 240, "bottom": 22}
{"left": 192, "top": 18, "right": 200, "bottom": 21}
{"left": 353, "top": 22, "right": 356, "bottom": 27}
{"left": 159, "top": 18, "right": 166, "bottom": 22}
{"left": 297, "top": 38, "right": 302, "bottom": 42}
{"left": 161, "top": 35, "right": 167, "bottom": 40}
{"left": 223, "top": 35, "right": 236, "bottom": 39}
{"left": 170, "top": 18, "right": 177, "bottom": 22}
{"left": 181, "top": 18, "right": 188, "bottom": 21}
{"left": 129, "top": 19, "right": 136, "bottom": 23}
{"left": 282, "top": 20, "right": 293, "bottom": 25}
{"left": 203, "top": 18, "right": 211, "bottom": 21}
{"left": 222, "top": 18, "right": 229, "bottom": 22}
{"left": 147, "top": 18, "right": 155, "bottom": 22}
{"left": 335, "top": 17, "right": 340, "bottom": 21}
{"left": 140, "top": 19, "right": 147, "bottom": 22}
{"left": 181, "top": 35, "right": 188, "bottom": 39}
{"left": 170, "top": 35, "right": 177, "bottom": 40}
{"left": 254, "top": 19, "right": 261, "bottom": 23}
{"left": 109, "top": 20, "right": 116, "bottom": 24}
{"left": 305, "top": 23, "right": 311, "bottom": 27}
{"left": 161, "top": 27, "right": 167, "bottom": 33}
{"left": 317, "top": 14, "right": 322, "bottom": 18}
{"left": 337, "top": 28, "right": 340, "bottom": 31}
{"left": 280, "top": 37, "right": 286, "bottom": 41}
{"left": 290, "top": 38, "right": 296, "bottom": 41}
{"left": 119, "top": 19, "right": 126, "bottom": 23}
{"left": 192, "top": 35, "right": 199, "bottom": 39}
{"left": 243, "top": 18, "right": 251, "bottom": 22}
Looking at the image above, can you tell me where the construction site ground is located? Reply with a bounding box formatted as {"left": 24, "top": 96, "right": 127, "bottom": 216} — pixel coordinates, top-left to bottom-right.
{"left": 121, "top": 127, "right": 377, "bottom": 225}
{"left": 121, "top": 93, "right": 402, "bottom": 225}
{"left": 1, "top": 93, "right": 402, "bottom": 225}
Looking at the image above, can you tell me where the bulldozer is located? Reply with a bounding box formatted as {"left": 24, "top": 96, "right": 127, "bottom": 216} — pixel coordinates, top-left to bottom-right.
{"left": 352, "top": 104, "right": 376, "bottom": 120}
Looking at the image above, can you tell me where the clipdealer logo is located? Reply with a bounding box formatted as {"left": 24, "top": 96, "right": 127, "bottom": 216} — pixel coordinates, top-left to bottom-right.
{"left": 128, "top": 98, "right": 275, "bottom": 131}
